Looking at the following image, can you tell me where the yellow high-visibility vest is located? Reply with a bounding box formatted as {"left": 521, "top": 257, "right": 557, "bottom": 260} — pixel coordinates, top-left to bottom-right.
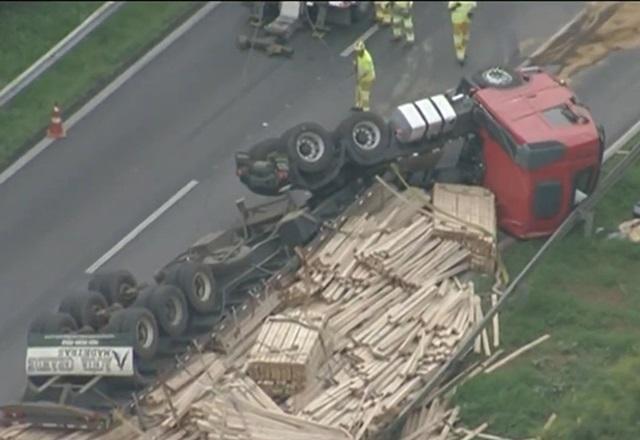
{"left": 448, "top": 1, "right": 476, "bottom": 23}
{"left": 394, "top": 1, "right": 413, "bottom": 10}
{"left": 356, "top": 49, "right": 375, "bottom": 81}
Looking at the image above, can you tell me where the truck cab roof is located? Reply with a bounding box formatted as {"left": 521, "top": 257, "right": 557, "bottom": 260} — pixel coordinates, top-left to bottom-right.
{"left": 471, "top": 69, "right": 599, "bottom": 151}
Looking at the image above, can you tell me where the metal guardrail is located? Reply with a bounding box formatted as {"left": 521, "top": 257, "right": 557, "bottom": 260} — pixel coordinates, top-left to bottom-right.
{"left": 385, "top": 128, "right": 640, "bottom": 436}
{"left": 0, "top": 1, "right": 124, "bottom": 108}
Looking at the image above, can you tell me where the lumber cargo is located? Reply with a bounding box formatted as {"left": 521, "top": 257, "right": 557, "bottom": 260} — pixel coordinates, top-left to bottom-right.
{"left": 0, "top": 183, "right": 499, "bottom": 440}
{"left": 432, "top": 183, "right": 497, "bottom": 274}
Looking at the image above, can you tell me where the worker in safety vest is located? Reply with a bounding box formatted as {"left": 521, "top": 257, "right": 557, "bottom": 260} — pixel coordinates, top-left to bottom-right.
{"left": 448, "top": 1, "right": 477, "bottom": 65}
{"left": 392, "top": 1, "right": 415, "bottom": 45}
{"left": 374, "top": 1, "right": 391, "bottom": 26}
{"left": 353, "top": 40, "right": 376, "bottom": 112}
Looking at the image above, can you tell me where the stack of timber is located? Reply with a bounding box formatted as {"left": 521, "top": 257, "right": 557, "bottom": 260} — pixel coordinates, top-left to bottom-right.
{"left": 399, "top": 397, "right": 463, "bottom": 440}
{"left": 432, "top": 183, "right": 497, "bottom": 274}
{"left": 278, "top": 184, "right": 499, "bottom": 438}
{"left": 0, "top": 183, "right": 501, "bottom": 440}
{"left": 247, "top": 310, "right": 331, "bottom": 397}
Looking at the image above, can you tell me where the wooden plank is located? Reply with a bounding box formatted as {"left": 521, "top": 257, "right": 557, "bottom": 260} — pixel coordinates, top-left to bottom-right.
{"left": 485, "top": 334, "right": 551, "bottom": 373}
{"left": 491, "top": 293, "right": 500, "bottom": 348}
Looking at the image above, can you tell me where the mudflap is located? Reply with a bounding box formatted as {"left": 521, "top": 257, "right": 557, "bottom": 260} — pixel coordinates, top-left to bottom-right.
{"left": 0, "top": 402, "right": 112, "bottom": 431}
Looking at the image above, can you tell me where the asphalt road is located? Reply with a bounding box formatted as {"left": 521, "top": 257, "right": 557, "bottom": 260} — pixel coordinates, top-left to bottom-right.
{"left": 0, "top": 1, "right": 637, "bottom": 403}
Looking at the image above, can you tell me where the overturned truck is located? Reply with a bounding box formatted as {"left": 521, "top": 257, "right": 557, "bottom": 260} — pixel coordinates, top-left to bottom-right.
{"left": 0, "top": 66, "right": 604, "bottom": 437}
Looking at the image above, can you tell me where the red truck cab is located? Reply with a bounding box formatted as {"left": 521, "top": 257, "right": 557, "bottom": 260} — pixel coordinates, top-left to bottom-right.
{"left": 467, "top": 67, "right": 604, "bottom": 239}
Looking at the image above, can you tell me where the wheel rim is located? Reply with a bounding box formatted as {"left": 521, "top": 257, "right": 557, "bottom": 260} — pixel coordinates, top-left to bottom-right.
{"left": 482, "top": 68, "right": 513, "bottom": 86}
{"left": 296, "top": 132, "right": 325, "bottom": 163}
{"left": 136, "top": 317, "right": 155, "bottom": 349}
{"left": 193, "top": 272, "right": 212, "bottom": 302}
{"left": 165, "top": 296, "right": 184, "bottom": 327}
{"left": 352, "top": 121, "right": 381, "bottom": 151}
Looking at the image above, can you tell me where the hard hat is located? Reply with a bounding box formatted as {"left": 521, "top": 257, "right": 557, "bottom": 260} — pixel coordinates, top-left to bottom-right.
{"left": 354, "top": 40, "right": 365, "bottom": 52}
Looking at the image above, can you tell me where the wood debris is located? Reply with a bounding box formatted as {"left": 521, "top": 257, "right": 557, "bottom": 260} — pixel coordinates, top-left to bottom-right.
{"left": 484, "top": 334, "right": 551, "bottom": 374}
{"left": 0, "top": 183, "right": 503, "bottom": 440}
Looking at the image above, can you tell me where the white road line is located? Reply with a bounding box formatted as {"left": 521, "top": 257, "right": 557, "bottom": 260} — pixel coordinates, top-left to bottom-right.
{"left": 86, "top": 179, "right": 199, "bottom": 274}
{"left": 341, "top": 24, "right": 380, "bottom": 57}
{"left": 0, "top": 2, "right": 221, "bottom": 187}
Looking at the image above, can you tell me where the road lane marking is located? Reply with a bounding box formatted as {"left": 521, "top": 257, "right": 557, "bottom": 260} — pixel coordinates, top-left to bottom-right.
{"left": 341, "top": 24, "right": 380, "bottom": 57}
{"left": 86, "top": 179, "right": 199, "bottom": 274}
{"left": 0, "top": 2, "right": 221, "bottom": 187}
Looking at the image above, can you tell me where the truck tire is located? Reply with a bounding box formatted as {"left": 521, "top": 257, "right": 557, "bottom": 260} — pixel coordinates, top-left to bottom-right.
{"left": 59, "top": 290, "right": 108, "bottom": 330}
{"left": 248, "top": 137, "right": 285, "bottom": 160}
{"left": 474, "top": 67, "right": 522, "bottom": 89}
{"left": 104, "top": 308, "right": 158, "bottom": 361}
{"left": 286, "top": 122, "right": 336, "bottom": 173}
{"left": 88, "top": 270, "right": 137, "bottom": 305}
{"left": 133, "top": 285, "right": 189, "bottom": 337}
{"left": 337, "top": 111, "right": 390, "bottom": 166}
{"left": 29, "top": 312, "right": 78, "bottom": 334}
{"left": 161, "top": 262, "right": 220, "bottom": 314}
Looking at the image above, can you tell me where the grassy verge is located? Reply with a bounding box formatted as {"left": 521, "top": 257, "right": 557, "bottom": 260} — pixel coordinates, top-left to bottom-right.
{"left": 0, "top": 1, "right": 202, "bottom": 170}
{"left": 454, "top": 140, "right": 640, "bottom": 439}
{"left": 0, "top": 2, "right": 102, "bottom": 87}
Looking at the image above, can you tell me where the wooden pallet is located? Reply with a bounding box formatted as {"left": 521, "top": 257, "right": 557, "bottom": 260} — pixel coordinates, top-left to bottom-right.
{"left": 432, "top": 183, "right": 497, "bottom": 274}
{"left": 247, "top": 311, "right": 328, "bottom": 397}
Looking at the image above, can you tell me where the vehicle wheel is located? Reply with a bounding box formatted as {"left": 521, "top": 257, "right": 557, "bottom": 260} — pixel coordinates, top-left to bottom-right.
{"left": 29, "top": 312, "right": 78, "bottom": 334}
{"left": 104, "top": 308, "right": 158, "bottom": 361}
{"left": 337, "top": 111, "right": 390, "bottom": 166}
{"left": 208, "top": 244, "right": 252, "bottom": 274}
{"left": 286, "top": 122, "right": 336, "bottom": 173}
{"left": 59, "top": 290, "right": 108, "bottom": 330}
{"left": 133, "top": 285, "right": 189, "bottom": 337}
{"left": 76, "top": 325, "right": 95, "bottom": 335}
{"left": 88, "top": 270, "right": 137, "bottom": 305}
{"left": 248, "top": 137, "right": 285, "bottom": 160}
{"left": 473, "top": 67, "right": 522, "bottom": 89}
{"left": 161, "top": 262, "right": 219, "bottom": 314}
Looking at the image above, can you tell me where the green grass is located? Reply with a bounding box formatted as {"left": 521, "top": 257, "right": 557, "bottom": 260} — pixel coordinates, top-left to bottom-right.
{"left": 0, "top": 1, "right": 201, "bottom": 170}
{"left": 0, "top": 2, "right": 102, "bottom": 87}
{"left": 453, "top": 148, "right": 640, "bottom": 438}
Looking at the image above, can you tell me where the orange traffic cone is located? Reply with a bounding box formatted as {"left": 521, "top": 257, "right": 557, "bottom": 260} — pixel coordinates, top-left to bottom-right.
{"left": 47, "top": 103, "right": 66, "bottom": 139}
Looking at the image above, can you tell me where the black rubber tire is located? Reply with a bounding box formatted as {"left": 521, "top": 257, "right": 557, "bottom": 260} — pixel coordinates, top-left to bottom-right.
{"left": 248, "top": 137, "right": 285, "bottom": 160}
{"left": 88, "top": 270, "right": 137, "bottom": 305}
{"left": 29, "top": 312, "right": 78, "bottom": 334}
{"left": 76, "top": 325, "right": 95, "bottom": 335}
{"left": 161, "top": 262, "right": 219, "bottom": 314}
{"left": 207, "top": 244, "right": 252, "bottom": 274}
{"left": 58, "top": 290, "right": 108, "bottom": 330}
{"left": 286, "top": 122, "right": 336, "bottom": 173}
{"left": 103, "top": 308, "right": 159, "bottom": 361}
{"left": 473, "top": 67, "right": 522, "bottom": 89}
{"left": 133, "top": 285, "right": 189, "bottom": 337}
{"left": 337, "top": 111, "right": 390, "bottom": 166}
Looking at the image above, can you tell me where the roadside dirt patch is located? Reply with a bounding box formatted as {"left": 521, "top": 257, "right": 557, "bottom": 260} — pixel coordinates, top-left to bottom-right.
{"left": 531, "top": 2, "right": 640, "bottom": 79}
{"left": 567, "top": 284, "right": 625, "bottom": 306}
